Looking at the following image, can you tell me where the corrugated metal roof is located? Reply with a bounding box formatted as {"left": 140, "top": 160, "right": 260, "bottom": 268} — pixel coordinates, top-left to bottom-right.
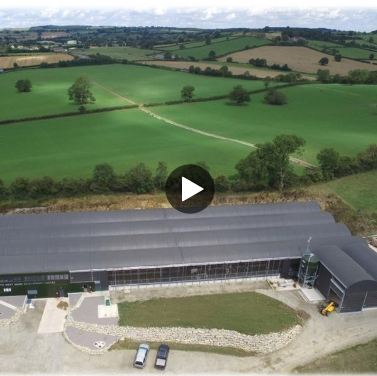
{"left": 0, "top": 202, "right": 375, "bottom": 284}
{"left": 314, "top": 245, "right": 376, "bottom": 288}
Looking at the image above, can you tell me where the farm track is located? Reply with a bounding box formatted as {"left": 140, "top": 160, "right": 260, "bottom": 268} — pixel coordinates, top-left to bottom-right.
{"left": 91, "top": 80, "right": 316, "bottom": 169}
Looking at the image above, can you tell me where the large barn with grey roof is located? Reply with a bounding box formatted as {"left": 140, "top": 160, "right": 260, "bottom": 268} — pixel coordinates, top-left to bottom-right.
{"left": 1, "top": 201, "right": 377, "bottom": 313}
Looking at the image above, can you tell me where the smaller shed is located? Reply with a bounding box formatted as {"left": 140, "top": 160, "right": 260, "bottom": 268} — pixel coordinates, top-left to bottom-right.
{"left": 314, "top": 245, "right": 377, "bottom": 312}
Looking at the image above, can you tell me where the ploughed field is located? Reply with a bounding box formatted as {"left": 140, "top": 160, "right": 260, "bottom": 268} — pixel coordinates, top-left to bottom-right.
{"left": 152, "top": 84, "right": 377, "bottom": 165}
{"left": 0, "top": 53, "right": 73, "bottom": 69}
{"left": 0, "top": 64, "right": 265, "bottom": 121}
{"left": 73, "top": 46, "right": 159, "bottom": 61}
{"left": 220, "top": 46, "right": 377, "bottom": 75}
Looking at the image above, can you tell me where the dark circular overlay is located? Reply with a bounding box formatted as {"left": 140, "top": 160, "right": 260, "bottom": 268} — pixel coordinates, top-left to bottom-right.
{"left": 165, "top": 164, "right": 215, "bottom": 214}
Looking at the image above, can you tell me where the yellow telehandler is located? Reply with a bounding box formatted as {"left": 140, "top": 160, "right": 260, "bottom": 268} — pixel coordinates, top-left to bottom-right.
{"left": 320, "top": 301, "right": 336, "bottom": 316}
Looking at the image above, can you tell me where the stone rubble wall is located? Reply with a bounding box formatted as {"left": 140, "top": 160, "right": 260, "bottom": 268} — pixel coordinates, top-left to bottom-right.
{"left": 65, "top": 315, "right": 301, "bottom": 354}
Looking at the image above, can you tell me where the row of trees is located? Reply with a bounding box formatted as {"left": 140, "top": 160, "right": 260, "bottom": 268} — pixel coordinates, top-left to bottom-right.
{"left": 317, "top": 69, "right": 377, "bottom": 84}
{"left": 1, "top": 139, "right": 376, "bottom": 201}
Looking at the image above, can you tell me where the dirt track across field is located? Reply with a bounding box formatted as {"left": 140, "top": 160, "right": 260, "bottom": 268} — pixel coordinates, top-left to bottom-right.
{"left": 0, "top": 53, "right": 73, "bottom": 69}
{"left": 220, "top": 46, "right": 377, "bottom": 75}
{"left": 140, "top": 60, "right": 314, "bottom": 79}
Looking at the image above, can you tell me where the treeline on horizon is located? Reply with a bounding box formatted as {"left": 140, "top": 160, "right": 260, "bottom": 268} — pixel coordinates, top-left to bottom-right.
{"left": 0, "top": 137, "right": 377, "bottom": 202}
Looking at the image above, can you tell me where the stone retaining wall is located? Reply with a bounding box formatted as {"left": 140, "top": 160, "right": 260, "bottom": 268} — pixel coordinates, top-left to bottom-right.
{"left": 66, "top": 316, "right": 301, "bottom": 354}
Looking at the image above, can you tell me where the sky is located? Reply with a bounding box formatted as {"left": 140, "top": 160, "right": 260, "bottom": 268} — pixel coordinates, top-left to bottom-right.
{"left": 1, "top": 6, "right": 377, "bottom": 32}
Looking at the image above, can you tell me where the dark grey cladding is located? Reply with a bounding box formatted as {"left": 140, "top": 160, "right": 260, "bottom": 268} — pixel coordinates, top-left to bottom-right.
{"left": 0, "top": 201, "right": 377, "bottom": 288}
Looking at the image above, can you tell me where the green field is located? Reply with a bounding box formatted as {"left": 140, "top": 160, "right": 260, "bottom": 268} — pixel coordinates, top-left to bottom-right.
{"left": 336, "top": 47, "right": 377, "bottom": 60}
{"left": 73, "top": 46, "right": 158, "bottom": 61}
{"left": 0, "top": 64, "right": 265, "bottom": 121}
{"left": 118, "top": 292, "right": 301, "bottom": 335}
{"left": 0, "top": 109, "right": 250, "bottom": 183}
{"left": 156, "top": 36, "right": 238, "bottom": 51}
{"left": 295, "top": 337, "right": 377, "bottom": 373}
{"left": 308, "top": 170, "right": 377, "bottom": 213}
{"left": 307, "top": 40, "right": 343, "bottom": 50}
{"left": 174, "top": 36, "right": 271, "bottom": 59}
{"left": 152, "top": 84, "right": 377, "bottom": 164}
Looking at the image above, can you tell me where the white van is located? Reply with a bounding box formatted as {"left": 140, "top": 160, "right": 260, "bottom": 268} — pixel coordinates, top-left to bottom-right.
{"left": 134, "top": 344, "right": 150, "bottom": 369}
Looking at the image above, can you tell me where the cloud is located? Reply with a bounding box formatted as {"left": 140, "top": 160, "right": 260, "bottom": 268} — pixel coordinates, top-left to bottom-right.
{"left": 0, "top": 7, "right": 377, "bottom": 31}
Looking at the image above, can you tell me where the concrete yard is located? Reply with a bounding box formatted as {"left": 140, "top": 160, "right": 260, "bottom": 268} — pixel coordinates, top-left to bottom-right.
{"left": 1, "top": 281, "right": 377, "bottom": 373}
{"left": 37, "top": 298, "right": 69, "bottom": 334}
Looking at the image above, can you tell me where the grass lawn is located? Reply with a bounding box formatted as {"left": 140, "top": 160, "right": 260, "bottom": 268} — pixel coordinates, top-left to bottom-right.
{"left": 152, "top": 84, "right": 377, "bottom": 165}
{"left": 0, "top": 109, "right": 251, "bottom": 183}
{"left": 295, "top": 337, "right": 377, "bottom": 373}
{"left": 307, "top": 170, "right": 377, "bottom": 213}
{"left": 0, "top": 64, "right": 265, "bottom": 121}
{"left": 174, "top": 36, "right": 271, "bottom": 59}
{"left": 118, "top": 292, "right": 301, "bottom": 335}
{"left": 111, "top": 338, "right": 254, "bottom": 357}
{"left": 74, "top": 46, "right": 158, "bottom": 61}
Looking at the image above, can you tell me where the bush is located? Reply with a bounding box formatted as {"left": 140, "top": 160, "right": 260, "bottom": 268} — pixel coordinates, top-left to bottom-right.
{"left": 124, "top": 163, "right": 154, "bottom": 194}
{"left": 214, "top": 175, "right": 230, "bottom": 192}
{"left": 10, "top": 177, "right": 30, "bottom": 198}
{"left": 264, "top": 89, "right": 288, "bottom": 105}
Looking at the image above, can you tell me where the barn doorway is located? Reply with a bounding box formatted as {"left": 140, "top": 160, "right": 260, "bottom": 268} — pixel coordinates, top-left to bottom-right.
{"left": 328, "top": 288, "right": 342, "bottom": 311}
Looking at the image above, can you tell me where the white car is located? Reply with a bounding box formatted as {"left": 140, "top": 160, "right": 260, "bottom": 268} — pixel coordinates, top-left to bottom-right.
{"left": 134, "top": 344, "right": 150, "bottom": 369}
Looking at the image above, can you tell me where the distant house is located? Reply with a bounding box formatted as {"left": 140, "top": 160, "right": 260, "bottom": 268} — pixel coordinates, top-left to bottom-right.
{"left": 67, "top": 40, "right": 78, "bottom": 45}
{"left": 51, "top": 47, "right": 67, "bottom": 53}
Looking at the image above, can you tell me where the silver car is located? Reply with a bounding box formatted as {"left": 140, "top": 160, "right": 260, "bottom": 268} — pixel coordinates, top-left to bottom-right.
{"left": 134, "top": 344, "right": 150, "bottom": 369}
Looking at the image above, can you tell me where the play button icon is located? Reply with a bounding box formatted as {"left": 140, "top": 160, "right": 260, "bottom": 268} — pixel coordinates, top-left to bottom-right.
{"left": 165, "top": 164, "right": 215, "bottom": 214}
{"left": 182, "top": 177, "right": 203, "bottom": 202}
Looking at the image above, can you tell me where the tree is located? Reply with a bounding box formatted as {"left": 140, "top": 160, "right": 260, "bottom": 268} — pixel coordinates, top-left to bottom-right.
{"left": 317, "top": 69, "right": 331, "bottom": 83}
{"left": 124, "top": 163, "right": 154, "bottom": 194}
{"left": 29, "top": 176, "right": 57, "bottom": 198}
{"left": 181, "top": 85, "right": 195, "bottom": 102}
{"left": 263, "top": 77, "right": 272, "bottom": 89}
{"left": 257, "top": 135, "right": 306, "bottom": 191}
{"left": 13, "top": 62, "right": 19, "bottom": 69}
{"left": 163, "top": 51, "right": 172, "bottom": 60}
{"left": 219, "top": 65, "right": 232, "bottom": 77}
{"left": 154, "top": 162, "right": 168, "bottom": 190}
{"left": 334, "top": 53, "right": 342, "bottom": 62}
{"left": 370, "top": 53, "right": 375, "bottom": 60}
{"left": 91, "top": 163, "right": 115, "bottom": 193}
{"left": 0, "top": 179, "right": 7, "bottom": 198}
{"left": 179, "top": 44, "right": 186, "bottom": 50}
{"left": 235, "top": 151, "right": 270, "bottom": 191}
{"left": 208, "top": 50, "right": 216, "bottom": 59}
{"left": 68, "top": 75, "right": 95, "bottom": 105}
{"left": 9, "top": 177, "right": 30, "bottom": 198}
{"left": 15, "top": 79, "right": 32, "bottom": 93}
{"left": 214, "top": 175, "right": 230, "bottom": 192}
{"left": 319, "top": 57, "right": 329, "bottom": 66}
{"left": 264, "top": 89, "right": 288, "bottom": 105}
{"left": 317, "top": 148, "right": 340, "bottom": 180}
{"left": 226, "top": 57, "right": 233, "bottom": 63}
{"left": 348, "top": 69, "right": 369, "bottom": 84}
{"left": 229, "top": 85, "right": 251, "bottom": 105}
{"left": 196, "top": 161, "right": 211, "bottom": 171}
{"left": 205, "top": 35, "right": 211, "bottom": 45}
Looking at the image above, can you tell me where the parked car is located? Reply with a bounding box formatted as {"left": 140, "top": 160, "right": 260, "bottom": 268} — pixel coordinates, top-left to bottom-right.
{"left": 134, "top": 343, "right": 150, "bottom": 369}
{"left": 155, "top": 344, "right": 170, "bottom": 370}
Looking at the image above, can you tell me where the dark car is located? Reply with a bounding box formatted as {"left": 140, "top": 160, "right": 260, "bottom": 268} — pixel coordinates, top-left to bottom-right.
{"left": 154, "top": 344, "right": 170, "bottom": 370}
